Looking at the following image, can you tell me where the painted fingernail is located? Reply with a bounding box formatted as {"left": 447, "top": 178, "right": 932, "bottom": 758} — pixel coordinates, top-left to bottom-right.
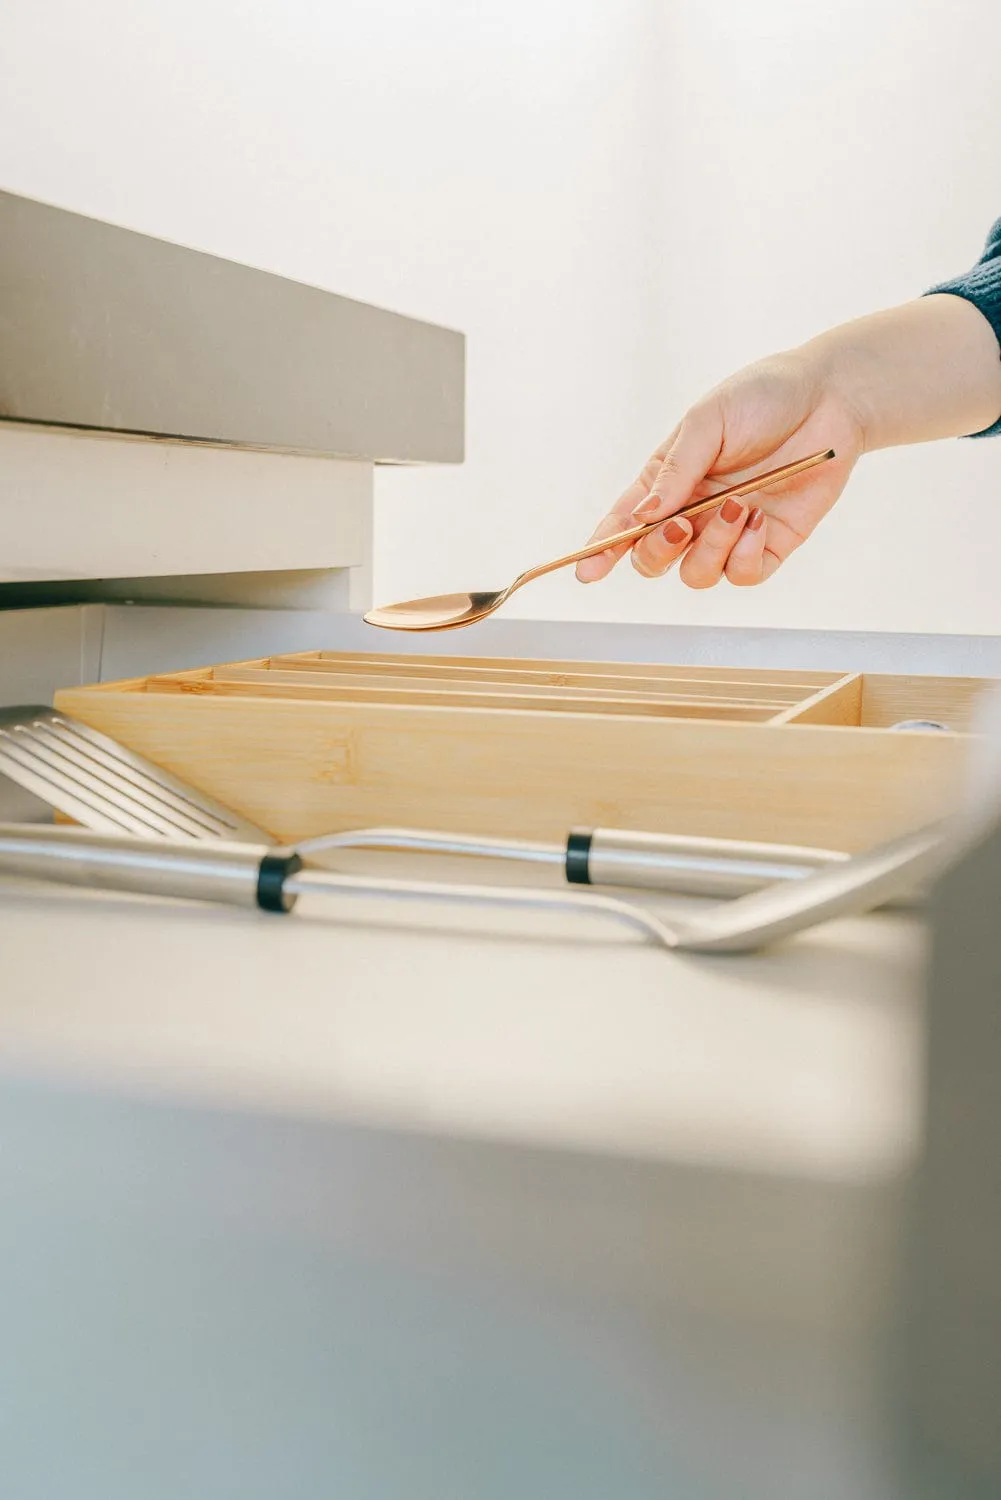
{"left": 632, "top": 494, "right": 662, "bottom": 518}
{"left": 748, "top": 506, "right": 765, "bottom": 532}
{"left": 721, "top": 497, "right": 745, "bottom": 525}
{"left": 664, "top": 518, "right": 690, "bottom": 545}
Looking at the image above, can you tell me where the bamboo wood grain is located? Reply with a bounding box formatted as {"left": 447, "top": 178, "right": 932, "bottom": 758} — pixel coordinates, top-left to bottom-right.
{"left": 213, "top": 665, "right": 799, "bottom": 710}
{"left": 144, "top": 673, "right": 782, "bottom": 722}
{"left": 771, "top": 675, "right": 863, "bottom": 726}
{"left": 268, "top": 653, "right": 822, "bottom": 701}
{"left": 217, "top": 666, "right": 802, "bottom": 704}
{"left": 284, "top": 650, "right": 841, "bottom": 688}
{"left": 860, "top": 674, "right": 994, "bottom": 733}
{"left": 53, "top": 682, "right": 970, "bottom": 853}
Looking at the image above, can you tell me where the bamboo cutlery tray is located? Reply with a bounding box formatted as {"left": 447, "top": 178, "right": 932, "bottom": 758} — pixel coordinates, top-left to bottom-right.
{"left": 53, "top": 651, "right": 996, "bottom": 853}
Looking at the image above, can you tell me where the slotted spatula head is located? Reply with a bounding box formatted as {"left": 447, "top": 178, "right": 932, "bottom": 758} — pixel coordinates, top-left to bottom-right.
{"left": 0, "top": 705, "right": 270, "bottom": 843}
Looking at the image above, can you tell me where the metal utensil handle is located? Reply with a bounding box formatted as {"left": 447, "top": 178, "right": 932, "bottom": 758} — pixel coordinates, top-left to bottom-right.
{"left": 0, "top": 823, "right": 677, "bottom": 948}
{"left": 518, "top": 449, "right": 835, "bottom": 583}
{"left": 295, "top": 824, "right": 847, "bottom": 899}
{"left": 0, "top": 824, "right": 294, "bottom": 912}
{"left": 296, "top": 826, "right": 562, "bottom": 867}
{"left": 0, "top": 819, "right": 951, "bottom": 954}
{"left": 683, "top": 820, "right": 950, "bottom": 953}
{"left": 569, "top": 827, "right": 845, "bottom": 897}
{"left": 287, "top": 867, "right": 678, "bottom": 947}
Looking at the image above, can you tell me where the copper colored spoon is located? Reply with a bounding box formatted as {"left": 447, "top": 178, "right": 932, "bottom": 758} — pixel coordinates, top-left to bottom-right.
{"left": 364, "top": 449, "right": 835, "bottom": 632}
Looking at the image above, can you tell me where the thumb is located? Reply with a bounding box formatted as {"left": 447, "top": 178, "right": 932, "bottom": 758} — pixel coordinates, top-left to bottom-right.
{"left": 632, "top": 401, "right": 723, "bottom": 521}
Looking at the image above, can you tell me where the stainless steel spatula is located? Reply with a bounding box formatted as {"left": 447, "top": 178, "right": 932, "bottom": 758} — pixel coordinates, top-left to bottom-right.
{"left": 0, "top": 705, "right": 269, "bottom": 843}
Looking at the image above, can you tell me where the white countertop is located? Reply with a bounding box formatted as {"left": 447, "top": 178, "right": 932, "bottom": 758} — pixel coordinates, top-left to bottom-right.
{"left": 0, "top": 852, "right": 925, "bottom": 1182}
{"left": 0, "top": 855, "right": 937, "bottom": 1500}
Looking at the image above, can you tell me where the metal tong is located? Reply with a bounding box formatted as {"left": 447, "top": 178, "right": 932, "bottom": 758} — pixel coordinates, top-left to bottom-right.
{"left": 0, "top": 818, "right": 951, "bottom": 954}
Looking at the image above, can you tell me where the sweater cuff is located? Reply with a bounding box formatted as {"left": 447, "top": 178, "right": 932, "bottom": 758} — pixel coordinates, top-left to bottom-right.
{"left": 924, "top": 216, "right": 1001, "bottom": 437}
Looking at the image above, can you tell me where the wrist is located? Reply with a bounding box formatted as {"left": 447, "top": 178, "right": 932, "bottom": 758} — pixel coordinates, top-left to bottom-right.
{"left": 795, "top": 329, "right": 875, "bottom": 453}
{"left": 797, "top": 298, "right": 1001, "bottom": 452}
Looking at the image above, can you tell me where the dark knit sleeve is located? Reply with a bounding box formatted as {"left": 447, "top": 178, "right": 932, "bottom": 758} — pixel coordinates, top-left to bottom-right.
{"left": 925, "top": 217, "right": 1001, "bottom": 436}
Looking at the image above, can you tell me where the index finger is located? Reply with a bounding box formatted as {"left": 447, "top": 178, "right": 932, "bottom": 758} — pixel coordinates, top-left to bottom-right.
{"left": 575, "top": 441, "right": 676, "bottom": 584}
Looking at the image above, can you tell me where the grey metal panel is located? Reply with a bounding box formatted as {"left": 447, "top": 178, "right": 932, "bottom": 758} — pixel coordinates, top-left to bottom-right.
{"left": 309, "top": 616, "right": 1001, "bottom": 676}
{"left": 905, "top": 816, "right": 1001, "bottom": 1494}
{"left": 0, "top": 191, "right": 464, "bottom": 462}
{"left": 81, "top": 609, "right": 1001, "bottom": 684}
{"left": 0, "top": 602, "right": 103, "bottom": 706}
{"left": 6, "top": 604, "right": 1001, "bottom": 688}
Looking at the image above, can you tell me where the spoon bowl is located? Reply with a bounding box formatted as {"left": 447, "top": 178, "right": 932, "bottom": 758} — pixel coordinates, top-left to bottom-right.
{"left": 365, "top": 450, "right": 835, "bottom": 633}
{"left": 363, "top": 590, "right": 505, "bottom": 632}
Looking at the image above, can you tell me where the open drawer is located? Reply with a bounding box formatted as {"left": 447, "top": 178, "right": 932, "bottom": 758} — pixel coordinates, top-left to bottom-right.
{"left": 53, "top": 650, "right": 995, "bottom": 852}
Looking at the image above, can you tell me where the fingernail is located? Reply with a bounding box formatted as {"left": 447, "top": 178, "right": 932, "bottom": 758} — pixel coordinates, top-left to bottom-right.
{"left": 632, "top": 494, "right": 662, "bottom": 518}
{"left": 721, "top": 497, "right": 745, "bottom": 525}
{"left": 748, "top": 506, "right": 765, "bottom": 532}
{"left": 664, "top": 518, "right": 690, "bottom": 545}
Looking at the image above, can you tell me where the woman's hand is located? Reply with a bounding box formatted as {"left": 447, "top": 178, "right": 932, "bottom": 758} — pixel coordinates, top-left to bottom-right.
{"left": 577, "top": 292, "right": 1001, "bottom": 590}
{"left": 576, "top": 349, "right": 865, "bottom": 589}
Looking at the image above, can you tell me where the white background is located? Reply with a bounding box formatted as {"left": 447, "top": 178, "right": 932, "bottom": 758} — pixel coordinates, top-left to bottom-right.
{"left": 2, "top": 0, "right": 1001, "bottom": 633}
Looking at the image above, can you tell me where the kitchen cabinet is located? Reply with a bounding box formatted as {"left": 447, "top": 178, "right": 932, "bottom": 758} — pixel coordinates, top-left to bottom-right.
{"left": 0, "top": 190, "right": 463, "bottom": 605}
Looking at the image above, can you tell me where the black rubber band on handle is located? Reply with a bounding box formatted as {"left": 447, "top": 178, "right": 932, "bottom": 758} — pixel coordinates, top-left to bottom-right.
{"left": 256, "top": 852, "right": 302, "bottom": 913}
{"left": 565, "top": 830, "right": 593, "bottom": 885}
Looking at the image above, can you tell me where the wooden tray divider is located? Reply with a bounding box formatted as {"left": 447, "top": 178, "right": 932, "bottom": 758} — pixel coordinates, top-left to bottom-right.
{"left": 769, "top": 674, "right": 864, "bottom": 726}
{"left": 142, "top": 672, "right": 784, "bottom": 722}
{"left": 265, "top": 653, "right": 823, "bottom": 700}
{"left": 212, "top": 664, "right": 800, "bottom": 710}
{"left": 274, "top": 650, "right": 841, "bottom": 688}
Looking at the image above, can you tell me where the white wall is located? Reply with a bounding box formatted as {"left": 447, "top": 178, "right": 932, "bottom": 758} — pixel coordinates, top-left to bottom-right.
{"left": 639, "top": 0, "right": 1001, "bottom": 635}
{"left": 3, "top": 0, "right": 1001, "bottom": 635}
{"left": 0, "top": 0, "right": 666, "bottom": 623}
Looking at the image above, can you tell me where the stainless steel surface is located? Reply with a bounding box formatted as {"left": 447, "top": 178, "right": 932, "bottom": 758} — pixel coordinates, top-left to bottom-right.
{"left": 289, "top": 866, "right": 692, "bottom": 944}
{"left": 583, "top": 827, "right": 844, "bottom": 896}
{"left": 364, "top": 450, "right": 835, "bottom": 631}
{"left": 0, "top": 189, "right": 464, "bottom": 462}
{"left": 297, "top": 824, "right": 849, "bottom": 898}
{"left": 0, "top": 823, "right": 274, "bottom": 910}
{"left": 0, "top": 814, "right": 947, "bottom": 951}
{"left": 289, "top": 820, "right": 948, "bottom": 952}
{"left": 889, "top": 719, "right": 951, "bottom": 732}
{"left": 0, "top": 822, "right": 674, "bottom": 940}
{"left": 906, "top": 808, "right": 1001, "bottom": 1491}
{"left": 298, "top": 826, "right": 563, "bottom": 868}
{"left": 667, "top": 820, "right": 949, "bottom": 952}
{"left": 0, "top": 705, "right": 269, "bottom": 842}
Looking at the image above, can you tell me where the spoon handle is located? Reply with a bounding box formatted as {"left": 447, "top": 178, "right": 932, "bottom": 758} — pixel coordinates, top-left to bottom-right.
{"left": 519, "top": 449, "right": 835, "bottom": 584}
